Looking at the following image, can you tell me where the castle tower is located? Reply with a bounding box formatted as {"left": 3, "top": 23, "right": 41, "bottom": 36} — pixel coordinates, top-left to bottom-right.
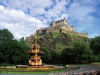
{"left": 50, "top": 20, "right": 55, "bottom": 28}
{"left": 63, "top": 17, "right": 68, "bottom": 25}
{"left": 52, "top": 21, "right": 55, "bottom": 26}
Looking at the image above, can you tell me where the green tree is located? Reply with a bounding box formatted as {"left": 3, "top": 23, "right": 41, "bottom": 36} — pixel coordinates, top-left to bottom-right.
{"left": 71, "top": 41, "right": 93, "bottom": 63}
{"left": 40, "top": 47, "right": 51, "bottom": 63}
{"left": 0, "top": 28, "right": 14, "bottom": 63}
{"left": 50, "top": 51, "right": 62, "bottom": 64}
{"left": 89, "top": 36, "right": 100, "bottom": 55}
{"left": 0, "top": 28, "right": 14, "bottom": 45}
{"left": 20, "top": 37, "right": 26, "bottom": 43}
{"left": 61, "top": 41, "right": 93, "bottom": 64}
{"left": 61, "top": 48, "right": 75, "bottom": 64}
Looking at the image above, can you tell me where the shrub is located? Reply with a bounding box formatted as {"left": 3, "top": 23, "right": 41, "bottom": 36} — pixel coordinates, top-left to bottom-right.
{"left": 0, "top": 63, "right": 14, "bottom": 67}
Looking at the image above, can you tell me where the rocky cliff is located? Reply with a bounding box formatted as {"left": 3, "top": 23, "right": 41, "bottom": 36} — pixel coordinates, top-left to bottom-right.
{"left": 25, "top": 32, "right": 90, "bottom": 53}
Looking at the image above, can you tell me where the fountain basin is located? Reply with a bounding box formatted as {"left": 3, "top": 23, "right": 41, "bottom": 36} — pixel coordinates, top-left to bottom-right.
{"left": 16, "top": 65, "right": 54, "bottom": 68}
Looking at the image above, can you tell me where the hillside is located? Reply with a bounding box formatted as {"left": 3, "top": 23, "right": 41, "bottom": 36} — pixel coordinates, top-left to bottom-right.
{"left": 25, "top": 32, "right": 90, "bottom": 53}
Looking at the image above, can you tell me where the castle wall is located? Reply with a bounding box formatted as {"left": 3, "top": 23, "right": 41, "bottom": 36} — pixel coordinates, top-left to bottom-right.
{"left": 69, "top": 26, "right": 74, "bottom": 31}
{"left": 62, "top": 30, "right": 87, "bottom": 37}
{"left": 46, "top": 28, "right": 59, "bottom": 34}
{"left": 60, "top": 26, "right": 69, "bottom": 30}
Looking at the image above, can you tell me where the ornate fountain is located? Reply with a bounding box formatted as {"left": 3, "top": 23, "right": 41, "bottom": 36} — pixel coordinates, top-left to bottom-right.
{"left": 27, "top": 33, "right": 44, "bottom": 66}
{"left": 16, "top": 33, "right": 54, "bottom": 68}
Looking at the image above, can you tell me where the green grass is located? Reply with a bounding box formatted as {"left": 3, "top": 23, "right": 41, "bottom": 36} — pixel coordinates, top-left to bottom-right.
{"left": 69, "top": 34, "right": 75, "bottom": 37}
{"left": 0, "top": 70, "right": 66, "bottom": 74}
{"left": 66, "top": 62, "right": 100, "bottom": 66}
{"left": 89, "top": 62, "right": 100, "bottom": 66}
{"left": 65, "top": 65, "right": 79, "bottom": 69}
{"left": 56, "top": 42, "right": 68, "bottom": 52}
{"left": 53, "top": 32, "right": 61, "bottom": 39}
{"left": 0, "top": 71, "right": 66, "bottom": 74}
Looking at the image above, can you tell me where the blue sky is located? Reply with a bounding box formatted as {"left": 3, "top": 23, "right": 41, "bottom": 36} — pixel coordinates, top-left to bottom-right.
{"left": 0, "top": 0, "right": 100, "bottom": 41}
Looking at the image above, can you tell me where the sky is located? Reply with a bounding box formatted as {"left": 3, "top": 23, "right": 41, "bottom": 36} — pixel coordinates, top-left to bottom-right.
{"left": 0, "top": 0, "right": 100, "bottom": 41}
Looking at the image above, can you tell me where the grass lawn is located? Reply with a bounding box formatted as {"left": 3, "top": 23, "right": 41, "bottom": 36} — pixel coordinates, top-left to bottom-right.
{"left": 0, "top": 71, "right": 66, "bottom": 74}
{"left": 0, "top": 67, "right": 66, "bottom": 74}
{"left": 0, "top": 69, "right": 66, "bottom": 74}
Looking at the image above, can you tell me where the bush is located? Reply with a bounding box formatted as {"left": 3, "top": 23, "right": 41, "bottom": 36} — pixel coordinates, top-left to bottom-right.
{"left": 40, "top": 47, "right": 51, "bottom": 63}
{"left": 0, "top": 63, "right": 15, "bottom": 67}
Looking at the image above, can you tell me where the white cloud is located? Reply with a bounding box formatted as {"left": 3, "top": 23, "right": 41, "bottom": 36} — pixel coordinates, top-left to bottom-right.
{"left": 66, "top": 1, "right": 96, "bottom": 33}
{"left": 6, "top": 0, "right": 53, "bottom": 15}
{"left": 45, "top": 0, "right": 69, "bottom": 20}
{"left": 0, "top": 6, "right": 25, "bottom": 23}
{"left": 0, "top": 5, "right": 48, "bottom": 40}
{"left": 90, "top": 34, "right": 99, "bottom": 38}
{"left": 68, "top": 2, "right": 94, "bottom": 19}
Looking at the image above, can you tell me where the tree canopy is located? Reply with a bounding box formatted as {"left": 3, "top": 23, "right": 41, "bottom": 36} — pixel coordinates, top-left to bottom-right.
{"left": 40, "top": 47, "right": 51, "bottom": 63}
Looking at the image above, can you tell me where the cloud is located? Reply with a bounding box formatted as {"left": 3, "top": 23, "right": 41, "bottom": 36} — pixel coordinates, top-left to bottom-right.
{"left": 45, "top": 0, "right": 69, "bottom": 20}
{"left": 90, "top": 33, "right": 99, "bottom": 38}
{"left": 66, "top": 0, "right": 96, "bottom": 33}
{"left": 68, "top": 2, "right": 94, "bottom": 19}
{"left": 0, "top": 5, "right": 48, "bottom": 40}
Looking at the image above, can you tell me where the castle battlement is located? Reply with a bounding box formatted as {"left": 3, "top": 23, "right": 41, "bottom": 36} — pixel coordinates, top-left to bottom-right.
{"left": 50, "top": 18, "right": 74, "bottom": 31}
{"left": 36, "top": 18, "right": 88, "bottom": 37}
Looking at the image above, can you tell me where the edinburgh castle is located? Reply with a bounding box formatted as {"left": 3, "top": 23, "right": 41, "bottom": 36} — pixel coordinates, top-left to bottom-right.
{"left": 36, "top": 18, "right": 88, "bottom": 37}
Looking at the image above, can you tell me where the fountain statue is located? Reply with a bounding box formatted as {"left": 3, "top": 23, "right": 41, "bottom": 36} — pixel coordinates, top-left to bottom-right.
{"left": 16, "top": 33, "right": 54, "bottom": 68}
{"left": 27, "top": 33, "right": 44, "bottom": 66}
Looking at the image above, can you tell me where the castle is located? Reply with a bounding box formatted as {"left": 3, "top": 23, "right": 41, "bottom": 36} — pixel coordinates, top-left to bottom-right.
{"left": 36, "top": 18, "right": 88, "bottom": 37}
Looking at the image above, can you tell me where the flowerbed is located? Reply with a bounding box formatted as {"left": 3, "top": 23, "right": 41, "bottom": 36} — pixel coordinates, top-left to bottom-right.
{"left": 0, "top": 67, "right": 64, "bottom": 72}
{"left": 65, "top": 65, "right": 80, "bottom": 69}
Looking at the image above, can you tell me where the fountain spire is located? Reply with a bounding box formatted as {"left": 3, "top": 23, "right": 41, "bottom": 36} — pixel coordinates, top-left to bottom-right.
{"left": 35, "top": 33, "right": 37, "bottom": 46}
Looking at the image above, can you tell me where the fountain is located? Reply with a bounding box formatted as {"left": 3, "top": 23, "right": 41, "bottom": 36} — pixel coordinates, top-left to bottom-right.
{"left": 16, "top": 33, "right": 54, "bottom": 68}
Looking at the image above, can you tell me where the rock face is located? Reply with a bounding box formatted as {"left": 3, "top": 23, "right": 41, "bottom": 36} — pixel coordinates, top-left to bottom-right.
{"left": 25, "top": 32, "right": 90, "bottom": 53}
{"left": 36, "top": 18, "right": 88, "bottom": 37}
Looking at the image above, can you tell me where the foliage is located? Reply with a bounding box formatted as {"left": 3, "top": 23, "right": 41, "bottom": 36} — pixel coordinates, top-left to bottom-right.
{"left": 0, "top": 28, "right": 30, "bottom": 64}
{"left": 89, "top": 62, "right": 100, "bottom": 65}
{"left": 55, "top": 42, "right": 67, "bottom": 52}
{"left": 0, "top": 28, "right": 15, "bottom": 63}
{"left": 89, "top": 36, "right": 100, "bottom": 55}
{"left": 53, "top": 32, "right": 61, "bottom": 39}
{"left": 50, "top": 51, "right": 62, "bottom": 64}
{"left": 0, "top": 63, "right": 15, "bottom": 67}
{"left": 61, "top": 48, "right": 75, "bottom": 64}
{"left": 10, "top": 40, "right": 30, "bottom": 64}
{"left": 70, "top": 41, "right": 93, "bottom": 63}
{"left": 20, "top": 37, "right": 25, "bottom": 43}
{"left": 61, "top": 41, "right": 93, "bottom": 64}
{"left": 63, "top": 33, "right": 75, "bottom": 37}
{"left": 40, "top": 47, "right": 51, "bottom": 63}
{"left": 69, "top": 34, "right": 75, "bottom": 37}
{"left": 0, "top": 28, "right": 14, "bottom": 40}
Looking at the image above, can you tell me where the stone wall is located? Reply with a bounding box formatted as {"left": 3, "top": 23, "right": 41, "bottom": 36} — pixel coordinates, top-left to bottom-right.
{"left": 36, "top": 27, "right": 87, "bottom": 37}
{"left": 62, "top": 30, "right": 87, "bottom": 37}
{"left": 46, "top": 28, "right": 59, "bottom": 34}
